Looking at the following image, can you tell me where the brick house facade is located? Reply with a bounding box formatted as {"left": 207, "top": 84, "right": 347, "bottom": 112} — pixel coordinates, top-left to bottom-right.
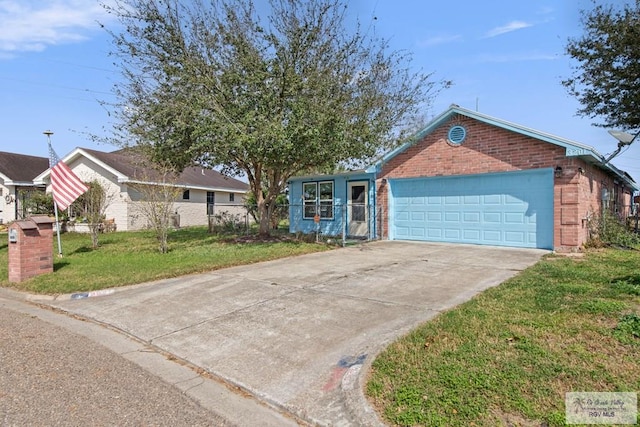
{"left": 374, "top": 106, "right": 637, "bottom": 251}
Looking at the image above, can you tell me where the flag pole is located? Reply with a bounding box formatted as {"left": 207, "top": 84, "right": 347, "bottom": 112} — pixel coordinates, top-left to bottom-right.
{"left": 53, "top": 199, "right": 63, "bottom": 257}
{"left": 44, "top": 130, "right": 63, "bottom": 257}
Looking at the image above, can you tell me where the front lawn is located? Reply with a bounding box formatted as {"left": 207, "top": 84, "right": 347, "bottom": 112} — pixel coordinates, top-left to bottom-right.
{"left": 367, "top": 249, "right": 640, "bottom": 426}
{"left": 0, "top": 227, "right": 330, "bottom": 294}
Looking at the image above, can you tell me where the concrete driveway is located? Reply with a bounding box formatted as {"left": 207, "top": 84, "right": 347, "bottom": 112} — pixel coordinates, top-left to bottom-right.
{"left": 43, "top": 241, "right": 546, "bottom": 426}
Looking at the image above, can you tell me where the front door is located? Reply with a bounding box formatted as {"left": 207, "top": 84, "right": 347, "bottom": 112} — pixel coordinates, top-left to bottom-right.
{"left": 347, "top": 181, "right": 368, "bottom": 237}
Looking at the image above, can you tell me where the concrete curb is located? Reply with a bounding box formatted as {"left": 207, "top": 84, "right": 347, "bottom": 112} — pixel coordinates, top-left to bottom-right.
{"left": 1, "top": 289, "right": 301, "bottom": 427}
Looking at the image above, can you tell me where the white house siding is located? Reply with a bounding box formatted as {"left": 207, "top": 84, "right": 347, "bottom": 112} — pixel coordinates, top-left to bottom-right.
{"left": 208, "top": 196, "right": 248, "bottom": 222}
{"left": 0, "top": 183, "right": 11, "bottom": 224}
{"left": 174, "top": 188, "right": 207, "bottom": 227}
{"left": 175, "top": 189, "right": 247, "bottom": 228}
{"left": 41, "top": 154, "right": 248, "bottom": 231}
{"left": 122, "top": 187, "right": 246, "bottom": 230}
{"left": 53, "top": 159, "right": 130, "bottom": 231}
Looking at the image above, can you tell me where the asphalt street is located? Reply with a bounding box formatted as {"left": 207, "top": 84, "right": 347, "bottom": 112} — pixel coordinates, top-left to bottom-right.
{"left": 0, "top": 297, "right": 231, "bottom": 426}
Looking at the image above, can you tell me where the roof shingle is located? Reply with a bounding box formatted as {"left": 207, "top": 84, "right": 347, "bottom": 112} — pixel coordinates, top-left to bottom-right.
{"left": 81, "top": 148, "right": 248, "bottom": 192}
{"left": 0, "top": 152, "right": 49, "bottom": 183}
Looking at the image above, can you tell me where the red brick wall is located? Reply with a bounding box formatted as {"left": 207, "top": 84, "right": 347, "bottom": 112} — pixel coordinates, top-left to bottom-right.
{"left": 376, "top": 114, "right": 633, "bottom": 251}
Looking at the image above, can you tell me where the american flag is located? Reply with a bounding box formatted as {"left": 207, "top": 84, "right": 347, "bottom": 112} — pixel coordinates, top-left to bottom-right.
{"left": 48, "top": 143, "right": 88, "bottom": 210}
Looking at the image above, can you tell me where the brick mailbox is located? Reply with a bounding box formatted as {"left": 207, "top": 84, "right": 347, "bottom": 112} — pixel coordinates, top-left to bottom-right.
{"left": 8, "top": 215, "right": 55, "bottom": 283}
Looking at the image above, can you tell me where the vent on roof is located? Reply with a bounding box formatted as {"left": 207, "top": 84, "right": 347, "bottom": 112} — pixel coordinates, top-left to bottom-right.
{"left": 448, "top": 125, "right": 467, "bottom": 145}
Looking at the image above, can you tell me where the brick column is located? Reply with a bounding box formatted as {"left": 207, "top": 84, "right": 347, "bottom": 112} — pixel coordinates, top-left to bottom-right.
{"left": 8, "top": 215, "right": 55, "bottom": 283}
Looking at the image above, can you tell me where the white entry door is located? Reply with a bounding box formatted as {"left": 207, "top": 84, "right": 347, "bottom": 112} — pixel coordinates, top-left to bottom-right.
{"left": 347, "top": 181, "right": 368, "bottom": 237}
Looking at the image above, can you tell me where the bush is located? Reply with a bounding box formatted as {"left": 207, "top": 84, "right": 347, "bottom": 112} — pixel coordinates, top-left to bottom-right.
{"left": 586, "top": 211, "right": 640, "bottom": 248}
{"left": 208, "top": 211, "right": 244, "bottom": 234}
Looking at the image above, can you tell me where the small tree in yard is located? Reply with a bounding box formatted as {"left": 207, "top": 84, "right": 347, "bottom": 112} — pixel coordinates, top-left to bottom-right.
{"left": 71, "top": 180, "right": 114, "bottom": 249}
{"left": 129, "top": 172, "right": 182, "bottom": 254}
{"left": 23, "top": 191, "right": 54, "bottom": 217}
{"left": 103, "top": 0, "right": 450, "bottom": 236}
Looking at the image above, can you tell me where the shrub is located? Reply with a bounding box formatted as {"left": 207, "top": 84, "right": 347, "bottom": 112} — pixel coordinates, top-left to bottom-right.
{"left": 208, "top": 211, "right": 244, "bottom": 234}
{"left": 586, "top": 211, "right": 640, "bottom": 248}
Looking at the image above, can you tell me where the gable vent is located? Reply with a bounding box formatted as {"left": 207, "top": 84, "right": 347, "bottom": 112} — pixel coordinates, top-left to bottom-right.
{"left": 448, "top": 125, "right": 467, "bottom": 144}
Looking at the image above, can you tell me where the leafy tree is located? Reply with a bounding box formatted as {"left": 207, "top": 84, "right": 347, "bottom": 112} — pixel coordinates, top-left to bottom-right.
{"left": 563, "top": 0, "right": 640, "bottom": 130}
{"left": 21, "top": 190, "right": 54, "bottom": 218}
{"left": 103, "top": 0, "right": 450, "bottom": 235}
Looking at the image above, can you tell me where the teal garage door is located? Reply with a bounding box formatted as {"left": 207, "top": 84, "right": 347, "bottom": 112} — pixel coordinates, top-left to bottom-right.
{"left": 389, "top": 169, "right": 553, "bottom": 249}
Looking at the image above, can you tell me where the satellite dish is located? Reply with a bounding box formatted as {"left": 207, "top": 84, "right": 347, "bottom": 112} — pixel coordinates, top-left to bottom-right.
{"left": 604, "top": 129, "right": 638, "bottom": 163}
{"left": 608, "top": 130, "right": 635, "bottom": 145}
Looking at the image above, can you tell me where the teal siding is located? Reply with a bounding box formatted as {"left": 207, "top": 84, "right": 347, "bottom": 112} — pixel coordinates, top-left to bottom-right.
{"left": 288, "top": 172, "right": 375, "bottom": 236}
{"left": 389, "top": 169, "right": 553, "bottom": 249}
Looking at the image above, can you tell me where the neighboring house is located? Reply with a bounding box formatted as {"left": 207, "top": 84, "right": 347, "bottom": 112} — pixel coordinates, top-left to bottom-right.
{"left": 34, "top": 148, "right": 249, "bottom": 231}
{"left": 289, "top": 105, "right": 638, "bottom": 251}
{"left": 0, "top": 152, "right": 49, "bottom": 224}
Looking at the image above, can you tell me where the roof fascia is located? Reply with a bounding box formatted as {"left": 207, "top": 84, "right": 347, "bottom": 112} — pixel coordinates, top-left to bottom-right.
{"left": 288, "top": 169, "right": 371, "bottom": 182}
{"left": 3, "top": 181, "right": 43, "bottom": 187}
{"left": 34, "top": 148, "right": 129, "bottom": 184}
{"left": 124, "top": 179, "right": 248, "bottom": 193}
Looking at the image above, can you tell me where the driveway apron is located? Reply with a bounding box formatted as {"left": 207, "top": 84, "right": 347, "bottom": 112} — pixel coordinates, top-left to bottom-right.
{"left": 46, "top": 241, "right": 546, "bottom": 426}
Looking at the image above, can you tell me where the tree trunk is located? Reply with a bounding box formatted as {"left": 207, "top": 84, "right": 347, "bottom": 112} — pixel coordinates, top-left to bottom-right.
{"left": 89, "top": 224, "right": 100, "bottom": 249}
{"left": 258, "top": 200, "right": 271, "bottom": 236}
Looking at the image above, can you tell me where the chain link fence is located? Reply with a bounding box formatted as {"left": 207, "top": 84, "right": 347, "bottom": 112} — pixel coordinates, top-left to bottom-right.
{"left": 206, "top": 203, "right": 384, "bottom": 244}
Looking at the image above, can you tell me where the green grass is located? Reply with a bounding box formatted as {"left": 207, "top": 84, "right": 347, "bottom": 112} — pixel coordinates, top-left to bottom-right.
{"left": 366, "top": 249, "right": 640, "bottom": 427}
{"left": 0, "top": 227, "right": 330, "bottom": 294}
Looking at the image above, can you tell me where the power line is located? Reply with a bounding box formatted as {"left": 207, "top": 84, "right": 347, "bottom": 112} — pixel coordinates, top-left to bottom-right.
{"left": 0, "top": 75, "right": 115, "bottom": 97}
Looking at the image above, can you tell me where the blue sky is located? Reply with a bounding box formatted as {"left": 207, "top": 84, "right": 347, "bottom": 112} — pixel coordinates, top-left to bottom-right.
{"left": 1, "top": 0, "right": 638, "bottom": 181}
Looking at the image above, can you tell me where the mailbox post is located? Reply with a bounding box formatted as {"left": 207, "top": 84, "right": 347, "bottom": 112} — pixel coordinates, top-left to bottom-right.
{"left": 8, "top": 215, "right": 55, "bottom": 283}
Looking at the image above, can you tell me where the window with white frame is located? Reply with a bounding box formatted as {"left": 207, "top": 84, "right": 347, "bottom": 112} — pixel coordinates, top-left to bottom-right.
{"left": 303, "top": 181, "right": 333, "bottom": 219}
{"left": 303, "top": 182, "right": 317, "bottom": 219}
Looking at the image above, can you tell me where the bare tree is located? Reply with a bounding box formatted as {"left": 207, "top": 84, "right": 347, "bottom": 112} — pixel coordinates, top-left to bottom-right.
{"left": 71, "top": 180, "right": 115, "bottom": 249}
{"left": 128, "top": 167, "right": 182, "bottom": 254}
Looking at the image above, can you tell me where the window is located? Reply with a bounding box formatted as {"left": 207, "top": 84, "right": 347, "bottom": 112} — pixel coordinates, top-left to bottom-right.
{"left": 182, "top": 190, "right": 190, "bottom": 200}
{"left": 303, "top": 182, "right": 317, "bottom": 219}
{"left": 229, "top": 193, "right": 235, "bottom": 202}
{"left": 206, "top": 192, "right": 215, "bottom": 215}
{"left": 319, "top": 181, "right": 334, "bottom": 219}
{"left": 303, "top": 181, "right": 333, "bottom": 220}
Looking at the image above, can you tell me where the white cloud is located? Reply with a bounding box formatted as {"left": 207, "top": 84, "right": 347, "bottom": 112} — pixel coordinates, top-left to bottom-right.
{"left": 483, "top": 20, "right": 533, "bottom": 38}
{"left": 473, "top": 52, "right": 558, "bottom": 63}
{"left": 0, "top": 0, "right": 115, "bottom": 54}
{"left": 417, "top": 34, "right": 463, "bottom": 48}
